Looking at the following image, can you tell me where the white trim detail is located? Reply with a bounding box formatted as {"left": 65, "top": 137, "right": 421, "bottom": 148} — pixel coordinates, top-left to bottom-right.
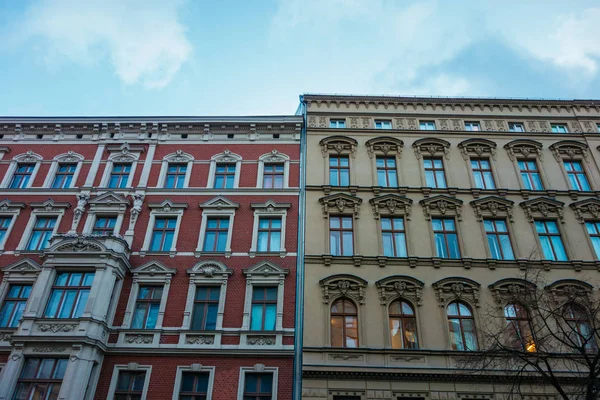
{"left": 42, "top": 151, "right": 84, "bottom": 189}
{"left": 207, "top": 150, "right": 242, "bottom": 188}
{"left": 0, "top": 151, "right": 43, "bottom": 189}
{"left": 82, "top": 192, "right": 130, "bottom": 236}
{"left": 0, "top": 258, "right": 42, "bottom": 330}
{"left": 237, "top": 365, "right": 279, "bottom": 400}
{"left": 107, "top": 363, "right": 152, "bottom": 400}
{"left": 156, "top": 150, "right": 194, "bottom": 188}
{"left": 249, "top": 200, "right": 291, "bottom": 257}
{"left": 172, "top": 364, "right": 216, "bottom": 400}
{"left": 99, "top": 143, "right": 144, "bottom": 189}
{"left": 140, "top": 199, "right": 188, "bottom": 257}
{"left": 256, "top": 150, "right": 290, "bottom": 189}
{"left": 16, "top": 200, "right": 70, "bottom": 253}
{"left": 196, "top": 196, "right": 239, "bottom": 258}
{"left": 0, "top": 199, "right": 26, "bottom": 252}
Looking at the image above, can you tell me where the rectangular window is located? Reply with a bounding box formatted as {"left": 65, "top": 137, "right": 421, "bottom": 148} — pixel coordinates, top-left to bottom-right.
{"left": 376, "top": 157, "right": 398, "bottom": 187}
{"left": 114, "top": 370, "right": 146, "bottom": 400}
{"left": 257, "top": 217, "right": 282, "bottom": 252}
{"left": 586, "top": 221, "right": 600, "bottom": 259}
{"left": 329, "top": 216, "right": 353, "bottom": 256}
{"left": 0, "top": 216, "right": 12, "bottom": 244}
{"left": 551, "top": 124, "right": 569, "bottom": 133}
{"left": 165, "top": 163, "right": 187, "bottom": 188}
{"left": 263, "top": 164, "right": 284, "bottom": 189}
{"left": 432, "top": 218, "right": 460, "bottom": 258}
{"left": 150, "top": 217, "right": 176, "bottom": 252}
{"left": 203, "top": 217, "right": 229, "bottom": 252}
{"left": 330, "top": 119, "right": 346, "bottom": 128}
{"left": 131, "top": 286, "right": 163, "bottom": 329}
{"left": 518, "top": 160, "right": 544, "bottom": 190}
{"left": 375, "top": 120, "right": 392, "bottom": 129}
{"left": 191, "top": 286, "right": 220, "bottom": 331}
{"left": 509, "top": 122, "right": 525, "bottom": 132}
{"left": 419, "top": 121, "right": 436, "bottom": 130}
{"left": 535, "top": 220, "right": 568, "bottom": 261}
{"left": 9, "top": 164, "right": 35, "bottom": 189}
{"left": 26, "top": 216, "right": 57, "bottom": 250}
{"left": 484, "top": 220, "right": 514, "bottom": 260}
{"left": 243, "top": 373, "right": 273, "bottom": 399}
{"left": 108, "top": 163, "right": 131, "bottom": 189}
{"left": 213, "top": 163, "right": 236, "bottom": 189}
{"left": 564, "top": 160, "right": 591, "bottom": 191}
{"left": 179, "top": 372, "right": 210, "bottom": 399}
{"left": 329, "top": 155, "right": 350, "bottom": 186}
{"left": 423, "top": 157, "right": 447, "bottom": 188}
{"left": 0, "top": 284, "right": 31, "bottom": 328}
{"left": 13, "top": 358, "right": 68, "bottom": 400}
{"left": 465, "top": 122, "right": 481, "bottom": 131}
{"left": 471, "top": 158, "right": 495, "bottom": 189}
{"left": 92, "top": 216, "right": 117, "bottom": 236}
{"left": 250, "top": 287, "right": 277, "bottom": 331}
{"left": 381, "top": 217, "right": 407, "bottom": 257}
{"left": 51, "top": 164, "right": 77, "bottom": 189}
{"left": 44, "top": 272, "right": 94, "bottom": 319}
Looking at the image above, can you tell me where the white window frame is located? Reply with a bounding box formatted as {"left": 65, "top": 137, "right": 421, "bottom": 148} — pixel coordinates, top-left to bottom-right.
{"left": 156, "top": 150, "right": 194, "bottom": 189}
{"left": 140, "top": 200, "right": 187, "bottom": 256}
{"left": 249, "top": 200, "right": 290, "bottom": 257}
{"left": 43, "top": 151, "right": 84, "bottom": 189}
{"left": 82, "top": 192, "right": 130, "bottom": 236}
{"left": 195, "top": 196, "right": 239, "bottom": 257}
{"left": 0, "top": 200, "right": 25, "bottom": 253}
{"left": 207, "top": 150, "right": 242, "bottom": 189}
{"left": 464, "top": 121, "right": 481, "bottom": 131}
{"left": 237, "top": 365, "right": 279, "bottom": 400}
{"left": 0, "top": 151, "right": 43, "bottom": 189}
{"left": 329, "top": 119, "right": 346, "bottom": 128}
{"left": 419, "top": 121, "right": 436, "bottom": 130}
{"left": 0, "top": 258, "right": 41, "bottom": 331}
{"left": 374, "top": 120, "right": 392, "bottom": 130}
{"left": 16, "top": 200, "right": 70, "bottom": 253}
{"left": 107, "top": 363, "right": 152, "bottom": 400}
{"left": 551, "top": 124, "right": 569, "bottom": 133}
{"left": 172, "top": 364, "right": 216, "bottom": 400}
{"left": 256, "top": 151, "right": 290, "bottom": 189}
{"left": 508, "top": 122, "right": 525, "bottom": 132}
{"left": 99, "top": 144, "right": 144, "bottom": 189}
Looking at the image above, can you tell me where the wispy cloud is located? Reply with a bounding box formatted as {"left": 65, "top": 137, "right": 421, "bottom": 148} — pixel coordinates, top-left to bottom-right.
{"left": 18, "top": 0, "right": 192, "bottom": 89}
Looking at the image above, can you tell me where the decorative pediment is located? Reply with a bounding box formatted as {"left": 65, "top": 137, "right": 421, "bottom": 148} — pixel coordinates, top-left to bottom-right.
{"left": 3, "top": 258, "right": 42, "bottom": 274}
{"left": 365, "top": 137, "right": 404, "bottom": 159}
{"left": 369, "top": 194, "right": 412, "bottom": 220}
{"left": 570, "top": 198, "right": 600, "bottom": 223}
{"left": 545, "top": 279, "right": 593, "bottom": 303}
{"left": 319, "top": 193, "right": 362, "bottom": 218}
{"left": 488, "top": 278, "right": 536, "bottom": 306}
{"left": 148, "top": 199, "right": 188, "bottom": 213}
{"left": 187, "top": 260, "right": 232, "bottom": 278}
{"left": 432, "top": 277, "right": 481, "bottom": 307}
{"left": 419, "top": 195, "right": 463, "bottom": 221}
{"left": 164, "top": 150, "right": 194, "bottom": 163}
{"left": 13, "top": 151, "right": 42, "bottom": 163}
{"left": 320, "top": 274, "right": 367, "bottom": 304}
{"left": 457, "top": 138, "right": 497, "bottom": 160}
{"left": 504, "top": 139, "right": 543, "bottom": 161}
{"left": 199, "top": 196, "right": 239, "bottom": 210}
{"left": 251, "top": 199, "right": 291, "bottom": 213}
{"left": 520, "top": 197, "right": 565, "bottom": 223}
{"left": 106, "top": 143, "right": 145, "bottom": 162}
{"left": 48, "top": 235, "right": 107, "bottom": 253}
{"left": 132, "top": 260, "right": 177, "bottom": 277}
{"left": 412, "top": 138, "right": 450, "bottom": 160}
{"left": 259, "top": 150, "right": 290, "bottom": 163}
{"left": 88, "top": 191, "right": 130, "bottom": 207}
{"left": 319, "top": 136, "right": 358, "bottom": 158}
{"left": 470, "top": 196, "right": 515, "bottom": 222}
{"left": 376, "top": 276, "right": 424, "bottom": 306}
{"left": 211, "top": 150, "right": 242, "bottom": 163}
{"left": 0, "top": 199, "right": 26, "bottom": 212}
{"left": 548, "top": 140, "right": 589, "bottom": 163}
{"left": 30, "top": 199, "right": 70, "bottom": 212}
{"left": 243, "top": 261, "right": 288, "bottom": 278}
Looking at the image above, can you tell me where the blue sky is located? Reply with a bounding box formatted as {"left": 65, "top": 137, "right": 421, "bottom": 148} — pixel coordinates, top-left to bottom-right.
{"left": 1, "top": 0, "right": 600, "bottom": 116}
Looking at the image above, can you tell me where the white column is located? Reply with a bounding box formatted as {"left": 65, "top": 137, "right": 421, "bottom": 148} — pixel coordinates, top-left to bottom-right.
{"left": 88, "top": 268, "right": 118, "bottom": 321}
{"left": 138, "top": 144, "right": 156, "bottom": 187}
{"left": 22, "top": 267, "right": 54, "bottom": 318}
{"left": 84, "top": 144, "right": 106, "bottom": 187}
{"left": 0, "top": 349, "right": 25, "bottom": 400}
{"left": 57, "top": 346, "right": 96, "bottom": 400}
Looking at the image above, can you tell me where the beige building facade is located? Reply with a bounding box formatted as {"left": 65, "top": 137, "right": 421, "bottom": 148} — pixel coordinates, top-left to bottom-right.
{"left": 300, "top": 95, "right": 600, "bottom": 400}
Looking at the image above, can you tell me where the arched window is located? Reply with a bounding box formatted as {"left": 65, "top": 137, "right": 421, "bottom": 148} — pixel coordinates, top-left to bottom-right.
{"left": 331, "top": 298, "right": 358, "bottom": 348}
{"left": 447, "top": 301, "right": 478, "bottom": 351}
{"left": 389, "top": 300, "right": 418, "bottom": 349}
{"left": 504, "top": 303, "right": 536, "bottom": 352}
{"left": 564, "top": 303, "right": 595, "bottom": 352}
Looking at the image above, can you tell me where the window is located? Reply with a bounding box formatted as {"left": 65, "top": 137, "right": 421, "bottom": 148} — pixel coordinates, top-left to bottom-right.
{"left": 597, "top": 123, "right": 600, "bottom": 133}
{"left": 330, "top": 119, "right": 346, "bottom": 128}
{"left": 203, "top": 217, "right": 229, "bottom": 252}
{"left": 432, "top": 218, "right": 460, "bottom": 258}
{"left": 191, "top": 287, "right": 220, "bottom": 331}
{"left": 262, "top": 164, "right": 284, "bottom": 189}
{"left": 389, "top": 300, "right": 418, "bottom": 349}
{"left": 0, "top": 216, "right": 12, "bottom": 244}
{"left": 150, "top": 217, "right": 176, "bottom": 252}
{"left": 504, "top": 303, "right": 536, "bottom": 352}
{"left": 464, "top": 122, "right": 481, "bottom": 131}
{"left": 257, "top": 217, "right": 282, "bottom": 252}
{"left": 0, "top": 284, "right": 31, "bottom": 328}
{"left": 470, "top": 158, "right": 495, "bottom": 189}
{"left": 44, "top": 272, "right": 94, "bottom": 318}
{"left": 243, "top": 373, "right": 273, "bottom": 400}
{"left": 518, "top": 160, "right": 544, "bottom": 190}
{"left": 447, "top": 301, "right": 477, "bottom": 351}
{"left": 26, "top": 216, "right": 57, "bottom": 250}
{"left": 586, "top": 221, "right": 600, "bottom": 258}
{"left": 108, "top": 163, "right": 131, "bottom": 189}
{"left": 564, "top": 160, "right": 591, "bottom": 191}
{"left": 13, "top": 358, "right": 68, "bottom": 400}
{"left": 331, "top": 298, "right": 358, "bottom": 347}
{"left": 509, "top": 122, "right": 525, "bottom": 132}
{"left": 564, "top": 303, "right": 595, "bottom": 351}
{"left": 551, "top": 124, "right": 569, "bottom": 133}
{"left": 484, "top": 220, "right": 514, "bottom": 260}
{"left": 329, "top": 155, "right": 350, "bottom": 186}
{"left": 92, "top": 216, "right": 117, "bottom": 236}
{"left": 329, "top": 216, "right": 353, "bottom": 256}
{"left": 9, "top": 164, "right": 35, "bottom": 189}
{"left": 131, "top": 286, "right": 163, "bottom": 329}
{"left": 213, "top": 163, "right": 236, "bottom": 189}
{"left": 375, "top": 120, "right": 392, "bottom": 129}
{"left": 165, "top": 163, "right": 187, "bottom": 188}
{"left": 179, "top": 372, "right": 210, "bottom": 400}
{"left": 376, "top": 157, "right": 398, "bottom": 187}
{"left": 381, "top": 217, "right": 407, "bottom": 257}
{"left": 114, "top": 370, "right": 146, "bottom": 400}
{"left": 51, "top": 164, "right": 77, "bottom": 189}
{"left": 250, "top": 287, "right": 277, "bottom": 331}
{"left": 535, "top": 220, "right": 568, "bottom": 261}
{"left": 419, "top": 121, "right": 436, "bottom": 130}
{"left": 423, "top": 157, "right": 446, "bottom": 188}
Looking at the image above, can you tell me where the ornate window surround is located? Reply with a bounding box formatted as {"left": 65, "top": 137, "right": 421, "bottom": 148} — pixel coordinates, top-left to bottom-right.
{"left": 548, "top": 140, "right": 596, "bottom": 192}
{"left": 570, "top": 198, "right": 600, "bottom": 260}
{"left": 488, "top": 278, "right": 536, "bottom": 308}
{"left": 171, "top": 364, "right": 216, "bottom": 400}
{"left": 256, "top": 150, "right": 291, "bottom": 189}
{"left": 503, "top": 139, "right": 549, "bottom": 191}
{"left": 369, "top": 194, "right": 413, "bottom": 257}
{"left": 319, "top": 193, "right": 362, "bottom": 255}
{"left": 470, "top": 196, "right": 520, "bottom": 259}
{"left": 0, "top": 199, "right": 25, "bottom": 253}
{"left": 419, "top": 195, "right": 465, "bottom": 258}
{"left": 365, "top": 137, "right": 404, "bottom": 186}
{"left": 0, "top": 258, "right": 41, "bottom": 336}
{"left": 140, "top": 199, "right": 188, "bottom": 256}
{"left": 195, "top": 196, "right": 239, "bottom": 258}
{"left": 545, "top": 279, "right": 593, "bottom": 306}
{"left": 16, "top": 199, "right": 70, "bottom": 253}
{"left": 42, "top": 151, "right": 85, "bottom": 189}
{"left": 412, "top": 138, "right": 452, "bottom": 187}
{"left": 249, "top": 200, "right": 291, "bottom": 257}
{"left": 106, "top": 363, "right": 152, "bottom": 400}
{"left": 319, "top": 136, "right": 358, "bottom": 185}
{"left": 207, "top": 150, "right": 242, "bottom": 188}
{"left": 236, "top": 364, "right": 279, "bottom": 400}
{"left": 99, "top": 143, "right": 145, "bottom": 188}
{"left": 457, "top": 138, "right": 501, "bottom": 189}
{"left": 156, "top": 150, "right": 194, "bottom": 188}
{"left": 0, "top": 151, "right": 43, "bottom": 189}
{"left": 81, "top": 191, "right": 130, "bottom": 236}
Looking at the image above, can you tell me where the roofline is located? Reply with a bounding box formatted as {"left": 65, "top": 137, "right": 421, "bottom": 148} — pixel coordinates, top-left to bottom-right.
{"left": 0, "top": 115, "right": 303, "bottom": 124}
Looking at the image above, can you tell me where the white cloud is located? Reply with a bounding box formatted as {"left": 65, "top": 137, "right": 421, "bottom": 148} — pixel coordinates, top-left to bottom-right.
{"left": 20, "top": 0, "right": 192, "bottom": 89}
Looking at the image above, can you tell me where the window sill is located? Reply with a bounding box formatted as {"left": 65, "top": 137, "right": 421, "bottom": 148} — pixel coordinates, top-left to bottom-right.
{"left": 194, "top": 250, "right": 231, "bottom": 258}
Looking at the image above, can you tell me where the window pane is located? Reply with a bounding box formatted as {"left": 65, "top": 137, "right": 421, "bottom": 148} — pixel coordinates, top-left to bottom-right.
{"left": 434, "top": 233, "right": 447, "bottom": 258}
{"left": 539, "top": 236, "right": 555, "bottom": 260}
{"left": 250, "top": 304, "right": 263, "bottom": 330}
{"left": 58, "top": 290, "right": 77, "bottom": 318}
{"left": 499, "top": 234, "right": 514, "bottom": 259}
{"left": 264, "top": 304, "right": 276, "bottom": 331}
{"left": 447, "top": 234, "right": 460, "bottom": 258}
{"left": 435, "top": 171, "right": 446, "bottom": 188}
{"left": 342, "top": 232, "right": 353, "bottom": 255}
{"left": 395, "top": 233, "right": 407, "bottom": 257}
{"left": 487, "top": 234, "right": 501, "bottom": 259}
{"left": 146, "top": 303, "right": 159, "bottom": 328}
{"left": 550, "top": 236, "right": 568, "bottom": 261}
{"left": 73, "top": 290, "right": 89, "bottom": 318}
{"left": 269, "top": 231, "right": 281, "bottom": 251}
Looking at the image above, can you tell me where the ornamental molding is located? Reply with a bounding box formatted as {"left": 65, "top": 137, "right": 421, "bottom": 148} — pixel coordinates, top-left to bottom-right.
{"left": 106, "top": 142, "right": 145, "bottom": 154}
{"left": 545, "top": 279, "right": 593, "bottom": 304}
{"left": 12, "top": 150, "right": 42, "bottom": 163}
{"left": 38, "top": 323, "right": 78, "bottom": 333}
{"left": 199, "top": 195, "right": 239, "bottom": 210}
{"left": 243, "top": 260, "right": 288, "bottom": 278}
{"left": 3, "top": 258, "right": 42, "bottom": 274}
{"left": 186, "top": 335, "right": 215, "bottom": 345}
{"left": 247, "top": 335, "right": 276, "bottom": 345}
{"left": 570, "top": 198, "right": 600, "bottom": 223}
{"left": 210, "top": 149, "right": 242, "bottom": 163}
{"left": 470, "top": 196, "right": 515, "bottom": 222}
{"left": 412, "top": 138, "right": 451, "bottom": 160}
{"left": 319, "top": 193, "right": 362, "bottom": 218}
{"left": 163, "top": 149, "right": 193, "bottom": 163}
{"left": 369, "top": 194, "right": 412, "bottom": 220}
{"left": 49, "top": 235, "right": 106, "bottom": 253}
{"left": 519, "top": 197, "right": 565, "bottom": 223}
{"left": 129, "top": 192, "right": 145, "bottom": 228}
{"left": 259, "top": 149, "right": 290, "bottom": 163}
{"left": 133, "top": 260, "right": 176, "bottom": 277}
{"left": 488, "top": 278, "right": 536, "bottom": 307}
{"left": 319, "top": 135, "right": 358, "bottom": 158}
{"left": 504, "top": 139, "right": 543, "bottom": 161}
{"left": 53, "top": 151, "right": 84, "bottom": 163}
{"left": 432, "top": 277, "right": 481, "bottom": 307}
{"left": 32, "top": 347, "right": 67, "bottom": 353}
{"left": 419, "top": 195, "right": 463, "bottom": 221}
{"left": 125, "top": 334, "right": 153, "bottom": 344}
{"left": 30, "top": 199, "right": 71, "bottom": 212}
{"left": 548, "top": 140, "right": 589, "bottom": 163}
{"left": 147, "top": 198, "right": 188, "bottom": 213}
{"left": 72, "top": 193, "right": 89, "bottom": 229}
{"left": 365, "top": 137, "right": 404, "bottom": 159}
{"left": 376, "top": 275, "right": 424, "bottom": 306}
{"left": 320, "top": 274, "right": 367, "bottom": 305}
{"left": 0, "top": 331, "right": 12, "bottom": 342}
{"left": 251, "top": 199, "right": 291, "bottom": 213}
{"left": 187, "top": 260, "right": 232, "bottom": 278}
{"left": 457, "top": 138, "right": 497, "bottom": 161}
{"left": 88, "top": 191, "right": 130, "bottom": 207}
{"left": 0, "top": 199, "right": 26, "bottom": 211}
